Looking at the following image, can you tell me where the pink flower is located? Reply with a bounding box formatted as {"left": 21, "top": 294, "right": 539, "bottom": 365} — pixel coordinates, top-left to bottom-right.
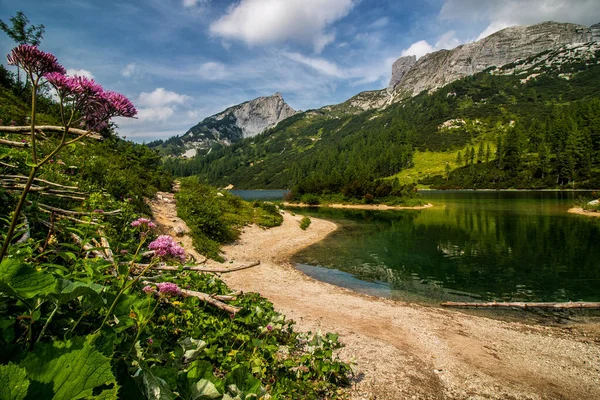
{"left": 156, "top": 282, "right": 181, "bottom": 297}
{"left": 7, "top": 45, "right": 66, "bottom": 76}
{"left": 142, "top": 285, "right": 156, "bottom": 295}
{"left": 93, "top": 209, "right": 104, "bottom": 213}
{"left": 147, "top": 338, "right": 154, "bottom": 344}
{"left": 266, "top": 324, "right": 273, "bottom": 331}
{"left": 120, "top": 249, "right": 128, "bottom": 254}
{"left": 148, "top": 235, "right": 186, "bottom": 263}
{"left": 130, "top": 217, "right": 156, "bottom": 229}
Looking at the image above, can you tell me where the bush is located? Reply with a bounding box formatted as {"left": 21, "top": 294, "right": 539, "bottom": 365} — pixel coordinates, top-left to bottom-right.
{"left": 300, "top": 216, "right": 311, "bottom": 230}
{"left": 300, "top": 193, "right": 320, "bottom": 205}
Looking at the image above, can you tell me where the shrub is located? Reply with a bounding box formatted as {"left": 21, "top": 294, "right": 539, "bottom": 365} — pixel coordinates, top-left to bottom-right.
{"left": 300, "top": 216, "right": 311, "bottom": 230}
{"left": 300, "top": 193, "right": 320, "bottom": 205}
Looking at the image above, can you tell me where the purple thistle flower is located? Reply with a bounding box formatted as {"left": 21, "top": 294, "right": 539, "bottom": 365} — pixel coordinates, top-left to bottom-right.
{"left": 156, "top": 282, "right": 181, "bottom": 297}
{"left": 148, "top": 235, "right": 186, "bottom": 263}
{"left": 142, "top": 285, "right": 156, "bottom": 295}
{"left": 147, "top": 338, "right": 154, "bottom": 344}
{"left": 7, "top": 45, "right": 66, "bottom": 77}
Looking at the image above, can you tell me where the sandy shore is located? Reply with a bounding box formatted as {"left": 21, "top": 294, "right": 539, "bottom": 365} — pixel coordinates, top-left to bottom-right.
{"left": 284, "top": 202, "right": 433, "bottom": 210}
{"left": 568, "top": 207, "right": 600, "bottom": 217}
{"left": 152, "top": 193, "right": 600, "bottom": 400}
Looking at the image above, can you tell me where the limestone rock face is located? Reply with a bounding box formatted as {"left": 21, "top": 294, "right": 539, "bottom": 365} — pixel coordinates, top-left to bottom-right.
{"left": 387, "top": 55, "right": 416, "bottom": 92}
{"left": 390, "top": 21, "right": 600, "bottom": 99}
{"left": 180, "top": 93, "right": 296, "bottom": 152}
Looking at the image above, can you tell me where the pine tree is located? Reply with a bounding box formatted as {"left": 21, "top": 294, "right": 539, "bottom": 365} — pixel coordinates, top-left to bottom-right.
{"left": 485, "top": 144, "right": 491, "bottom": 163}
{"left": 456, "top": 151, "right": 462, "bottom": 165}
{"left": 477, "top": 142, "right": 484, "bottom": 163}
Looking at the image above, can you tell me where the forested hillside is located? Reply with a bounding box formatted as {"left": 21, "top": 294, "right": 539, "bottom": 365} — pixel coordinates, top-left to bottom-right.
{"left": 164, "top": 45, "right": 600, "bottom": 192}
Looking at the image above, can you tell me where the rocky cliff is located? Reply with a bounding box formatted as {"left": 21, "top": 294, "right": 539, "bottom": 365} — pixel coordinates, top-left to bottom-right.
{"left": 389, "top": 21, "right": 600, "bottom": 100}
{"left": 179, "top": 93, "right": 296, "bottom": 156}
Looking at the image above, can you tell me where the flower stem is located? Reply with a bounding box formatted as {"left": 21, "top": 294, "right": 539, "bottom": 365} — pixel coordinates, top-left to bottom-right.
{"left": 37, "top": 302, "right": 60, "bottom": 343}
{"left": 0, "top": 165, "right": 39, "bottom": 261}
{"left": 30, "top": 76, "right": 39, "bottom": 164}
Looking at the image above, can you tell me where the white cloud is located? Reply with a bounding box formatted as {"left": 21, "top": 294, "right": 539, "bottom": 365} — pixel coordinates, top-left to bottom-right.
{"left": 209, "top": 0, "right": 355, "bottom": 53}
{"left": 283, "top": 52, "right": 346, "bottom": 78}
{"left": 401, "top": 30, "right": 461, "bottom": 59}
{"left": 66, "top": 68, "right": 95, "bottom": 79}
{"left": 136, "top": 106, "right": 176, "bottom": 122}
{"left": 183, "top": 0, "right": 209, "bottom": 9}
{"left": 439, "top": 0, "right": 600, "bottom": 41}
{"left": 137, "top": 88, "right": 192, "bottom": 107}
{"left": 196, "top": 62, "right": 230, "bottom": 80}
{"left": 121, "top": 63, "right": 138, "bottom": 77}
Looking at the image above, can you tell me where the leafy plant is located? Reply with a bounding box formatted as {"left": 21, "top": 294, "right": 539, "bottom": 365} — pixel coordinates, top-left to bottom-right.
{"left": 300, "top": 216, "right": 311, "bottom": 230}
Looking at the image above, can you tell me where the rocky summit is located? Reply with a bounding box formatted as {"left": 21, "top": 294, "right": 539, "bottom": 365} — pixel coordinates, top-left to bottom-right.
{"left": 179, "top": 93, "right": 296, "bottom": 156}
{"left": 388, "top": 21, "right": 600, "bottom": 100}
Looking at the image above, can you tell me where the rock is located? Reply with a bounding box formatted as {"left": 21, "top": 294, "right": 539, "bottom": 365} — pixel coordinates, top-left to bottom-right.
{"left": 389, "top": 21, "right": 600, "bottom": 100}
{"left": 387, "top": 55, "right": 416, "bottom": 93}
{"left": 174, "top": 226, "right": 187, "bottom": 236}
{"left": 588, "top": 199, "right": 599, "bottom": 206}
{"left": 178, "top": 93, "right": 297, "bottom": 152}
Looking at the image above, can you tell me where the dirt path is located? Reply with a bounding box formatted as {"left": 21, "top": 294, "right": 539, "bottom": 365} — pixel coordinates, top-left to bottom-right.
{"left": 568, "top": 207, "right": 600, "bottom": 217}
{"left": 150, "top": 191, "right": 600, "bottom": 399}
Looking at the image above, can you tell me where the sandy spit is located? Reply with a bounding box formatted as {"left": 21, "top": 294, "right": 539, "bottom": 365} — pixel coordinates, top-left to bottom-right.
{"left": 284, "top": 202, "right": 434, "bottom": 210}
{"left": 568, "top": 207, "right": 600, "bottom": 217}
{"left": 151, "top": 192, "right": 600, "bottom": 400}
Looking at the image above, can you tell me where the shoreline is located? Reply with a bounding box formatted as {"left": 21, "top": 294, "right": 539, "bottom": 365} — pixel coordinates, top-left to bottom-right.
{"left": 568, "top": 207, "right": 600, "bottom": 217}
{"left": 283, "top": 202, "right": 433, "bottom": 210}
{"left": 151, "top": 193, "right": 600, "bottom": 399}
{"left": 209, "top": 213, "right": 600, "bottom": 400}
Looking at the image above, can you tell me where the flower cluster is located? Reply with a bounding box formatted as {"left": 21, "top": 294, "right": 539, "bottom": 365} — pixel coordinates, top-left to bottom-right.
{"left": 130, "top": 217, "right": 157, "bottom": 229}
{"left": 148, "top": 235, "right": 186, "bottom": 263}
{"left": 142, "top": 285, "right": 156, "bottom": 295}
{"left": 156, "top": 282, "right": 182, "bottom": 297}
{"left": 7, "top": 44, "right": 65, "bottom": 76}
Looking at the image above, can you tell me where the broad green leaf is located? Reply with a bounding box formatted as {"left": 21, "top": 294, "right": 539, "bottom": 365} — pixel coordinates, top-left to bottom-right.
{"left": 0, "top": 259, "right": 57, "bottom": 300}
{"left": 190, "top": 379, "right": 221, "bottom": 400}
{"left": 224, "top": 368, "right": 264, "bottom": 398}
{"left": 142, "top": 369, "right": 176, "bottom": 400}
{"left": 179, "top": 337, "right": 207, "bottom": 363}
{"left": 21, "top": 334, "right": 118, "bottom": 399}
{"left": 0, "top": 363, "right": 30, "bottom": 400}
{"left": 0, "top": 318, "right": 15, "bottom": 343}
{"left": 51, "top": 279, "right": 104, "bottom": 304}
{"left": 185, "top": 360, "right": 224, "bottom": 398}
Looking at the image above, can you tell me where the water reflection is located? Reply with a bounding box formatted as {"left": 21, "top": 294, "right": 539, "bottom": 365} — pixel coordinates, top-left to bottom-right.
{"left": 292, "top": 192, "right": 600, "bottom": 302}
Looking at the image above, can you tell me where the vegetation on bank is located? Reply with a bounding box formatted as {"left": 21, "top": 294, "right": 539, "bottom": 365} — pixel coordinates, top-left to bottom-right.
{"left": 0, "top": 17, "right": 351, "bottom": 400}
{"left": 176, "top": 177, "right": 283, "bottom": 261}
{"left": 163, "top": 47, "right": 600, "bottom": 193}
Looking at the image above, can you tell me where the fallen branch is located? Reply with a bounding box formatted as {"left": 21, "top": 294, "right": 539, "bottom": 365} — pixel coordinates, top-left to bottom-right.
{"left": 15, "top": 214, "right": 30, "bottom": 244}
{"left": 69, "top": 232, "right": 106, "bottom": 259}
{"left": 98, "top": 230, "right": 114, "bottom": 264}
{"left": 39, "top": 192, "right": 87, "bottom": 200}
{"left": 440, "top": 301, "right": 600, "bottom": 309}
{"left": 0, "top": 175, "right": 79, "bottom": 189}
{"left": 39, "top": 208, "right": 99, "bottom": 225}
{"left": 39, "top": 203, "right": 121, "bottom": 216}
{"left": 181, "top": 288, "right": 241, "bottom": 314}
{"left": 0, "top": 161, "right": 17, "bottom": 168}
{"left": 0, "top": 125, "right": 102, "bottom": 140}
{"left": 149, "top": 260, "right": 261, "bottom": 273}
{"left": 0, "top": 138, "right": 28, "bottom": 147}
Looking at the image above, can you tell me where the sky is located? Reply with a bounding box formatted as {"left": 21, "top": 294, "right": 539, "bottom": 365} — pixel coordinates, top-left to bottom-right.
{"left": 0, "top": 0, "right": 598, "bottom": 142}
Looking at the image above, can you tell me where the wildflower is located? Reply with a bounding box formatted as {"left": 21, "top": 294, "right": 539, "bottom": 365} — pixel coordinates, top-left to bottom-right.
{"left": 10, "top": 120, "right": 16, "bottom": 126}
{"left": 93, "top": 209, "right": 104, "bottom": 213}
{"left": 156, "top": 282, "right": 181, "bottom": 297}
{"left": 130, "top": 217, "right": 156, "bottom": 229}
{"left": 148, "top": 235, "right": 186, "bottom": 263}
{"left": 7, "top": 44, "right": 66, "bottom": 77}
{"left": 147, "top": 338, "right": 154, "bottom": 345}
{"left": 142, "top": 285, "right": 156, "bottom": 295}
{"left": 266, "top": 324, "right": 273, "bottom": 331}
{"left": 120, "top": 249, "right": 128, "bottom": 254}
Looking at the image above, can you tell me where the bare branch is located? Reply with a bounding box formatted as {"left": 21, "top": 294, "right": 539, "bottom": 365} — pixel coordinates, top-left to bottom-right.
{"left": 131, "top": 260, "right": 261, "bottom": 273}
{"left": 39, "top": 203, "right": 121, "bottom": 216}
{"left": 0, "top": 175, "right": 79, "bottom": 189}
{"left": 0, "top": 138, "right": 28, "bottom": 147}
{"left": 0, "top": 125, "right": 102, "bottom": 140}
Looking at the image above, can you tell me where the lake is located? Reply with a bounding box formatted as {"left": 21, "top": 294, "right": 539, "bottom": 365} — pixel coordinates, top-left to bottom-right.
{"left": 289, "top": 191, "right": 600, "bottom": 304}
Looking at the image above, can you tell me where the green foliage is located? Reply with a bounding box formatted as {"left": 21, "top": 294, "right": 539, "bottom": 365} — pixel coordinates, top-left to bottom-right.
{"left": 176, "top": 177, "right": 283, "bottom": 260}
{"left": 299, "top": 216, "right": 311, "bottom": 230}
{"left": 164, "top": 50, "right": 600, "bottom": 191}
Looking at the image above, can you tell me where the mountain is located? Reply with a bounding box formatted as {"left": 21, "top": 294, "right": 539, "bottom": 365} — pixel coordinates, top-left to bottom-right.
{"left": 163, "top": 20, "right": 600, "bottom": 192}
{"left": 388, "top": 21, "right": 600, "bottom": 100}
{"left": 156, "top": 93, "right": 296, "bottom": 157}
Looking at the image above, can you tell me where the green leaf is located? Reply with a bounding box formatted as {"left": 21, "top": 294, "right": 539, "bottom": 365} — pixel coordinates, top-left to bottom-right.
{"left": 224, "top": 367, "right": 264, "bottom": 399}
{"left": 190, "top": 380, "right": 221, "bottom": 400}
{"left": 0, "top": 318, "right": 15, "bottom": 343}
{"left": 142, "top": 369, "right": 176, "bottom": 400}
{"left": 0, "top": 259, "right": 57, "bottom": 300}
{"left": 51, "top": 279, "right": 104, "bottom": 304}
{"left": 21, "top": 334, "right": 118, "bottom": 399}
{"left": 179, "top": 336, "right": 207, "bottom": 363}
{"left": 0, "top": 363, "right": 30, "bottom": 400}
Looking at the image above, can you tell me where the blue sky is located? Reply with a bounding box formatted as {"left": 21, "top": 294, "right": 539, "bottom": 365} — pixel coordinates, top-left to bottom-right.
{"left": 1, "top": 0, "right": 598, "bottom": 142}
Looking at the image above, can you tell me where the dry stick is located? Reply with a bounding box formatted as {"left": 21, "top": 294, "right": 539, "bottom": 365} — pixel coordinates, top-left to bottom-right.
{"left": 0, "top": 138, "right": 28, "bottom": 147}
{"left": 440, "top": 301, "right": 600, "bottom": 309}
{"left": 0, "top": 161, "right": 17, "bottom": 168}
{"left": 180, "top": 288, "right": 241, "bottom": 314}
{"left": 69, "top": 232, "right": 106, "bottom": 259}
{"left": 39, "top": 193, "right": 87, "bottom": 201}
{"left": 149, "top": 260, "right": 261, "bottom": 273}
{"left": 98, "top": 230, "right": 114, "bottom": 264}
{"left": 38, "top": 208, "right": 99, "bottom": 225}
{"left": 0, "top": 175, "right": 80, "bottom": 189}
{"left": 15, "top": 214, "right": 31, "bottom": 244}
{"left": 0, "top": 125, "right": 103, "bottom": 140}
{"left": 39, "top": 203, "right": 122, "bottom": 216}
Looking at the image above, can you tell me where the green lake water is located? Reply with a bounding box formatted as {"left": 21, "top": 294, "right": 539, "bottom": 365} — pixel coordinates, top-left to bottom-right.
{"left": 291, "top": 191, "right": 600, "bottom": 304}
